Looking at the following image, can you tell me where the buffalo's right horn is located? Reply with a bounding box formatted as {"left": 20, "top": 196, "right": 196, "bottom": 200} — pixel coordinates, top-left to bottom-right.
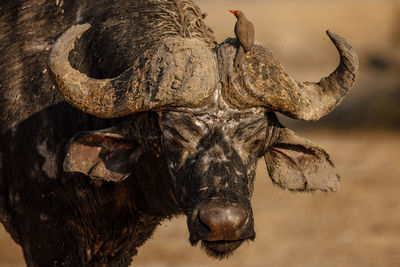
{"left": 221, "top": 30, "right": 359, "bottom": 121}
{"left": 48, "top": 24, "right": 217, "bottom": 118}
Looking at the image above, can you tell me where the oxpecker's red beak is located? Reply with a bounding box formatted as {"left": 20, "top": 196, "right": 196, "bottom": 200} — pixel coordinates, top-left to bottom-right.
{"left": 229, "top": 10, "right": 235, "bottom": 14}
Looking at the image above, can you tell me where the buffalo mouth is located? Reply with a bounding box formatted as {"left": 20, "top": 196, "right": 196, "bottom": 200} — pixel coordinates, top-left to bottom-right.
{"left": 201, "top": 239, "right": 244, "bottom": 259}
{"left": 190, "top": 236, "right": 255, "bottom": 259}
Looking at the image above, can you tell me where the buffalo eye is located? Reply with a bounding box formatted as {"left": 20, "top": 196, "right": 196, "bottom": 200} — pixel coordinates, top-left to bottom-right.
{"left": 249, "top": 138, "right": 265, "bottom": 155}
{"left": 163, "top": 131, "right": 183, "bottom": 148}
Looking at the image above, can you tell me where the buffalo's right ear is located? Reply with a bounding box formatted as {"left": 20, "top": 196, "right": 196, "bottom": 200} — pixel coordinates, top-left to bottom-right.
{"left": 264, "top": 128, "right": 339, "bottom": 192}
{"left": 63, "top": 127, "right": 143, "bottom": 182}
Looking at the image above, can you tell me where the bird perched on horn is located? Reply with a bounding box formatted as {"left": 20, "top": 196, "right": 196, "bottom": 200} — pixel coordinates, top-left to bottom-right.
{"left": 229, "top": 10, "right": 255, "bottom": 67}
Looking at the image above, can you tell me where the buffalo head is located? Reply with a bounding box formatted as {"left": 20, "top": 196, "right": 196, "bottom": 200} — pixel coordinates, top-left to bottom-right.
{"left": 48, "top": 21, "right": 358, "bottom": 258}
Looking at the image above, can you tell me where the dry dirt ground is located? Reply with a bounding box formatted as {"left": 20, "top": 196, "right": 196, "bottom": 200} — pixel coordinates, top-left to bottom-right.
{"left": 1, "top": 131, "right": 400, "bottom": 267}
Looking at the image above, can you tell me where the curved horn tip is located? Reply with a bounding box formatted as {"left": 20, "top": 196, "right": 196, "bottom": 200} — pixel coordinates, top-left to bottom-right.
{"left": 55, "top": 23, "right": 92, "bottom": 48}
{"left": 69, "top": 23, "right": 92, "bottom": 37}
{"left": 49, "top": 23, "right": 92, "bottom": 65}
{"left": 74, "top": 23, "right": 91, "bottom": 31}
{"left": 325, "top": 30, "right": 353, "bottom": 50}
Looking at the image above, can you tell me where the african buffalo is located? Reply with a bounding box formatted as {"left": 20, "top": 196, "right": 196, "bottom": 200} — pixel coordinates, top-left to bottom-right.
{"left": 0, "top": 0, "right": 358, "bottom": 265}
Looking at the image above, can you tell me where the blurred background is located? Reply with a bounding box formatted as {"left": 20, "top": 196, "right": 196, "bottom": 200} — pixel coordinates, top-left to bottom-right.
{"left": 1, "top": 0, "right": 399, "bottom": 266}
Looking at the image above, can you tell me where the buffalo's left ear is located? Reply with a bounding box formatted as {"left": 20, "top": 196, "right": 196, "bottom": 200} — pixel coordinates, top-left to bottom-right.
{"left": 63, "top": 127, "right": 143, "bottom": 182}
{"left": 264, "top": 128, "right": 339, "bottom": 192}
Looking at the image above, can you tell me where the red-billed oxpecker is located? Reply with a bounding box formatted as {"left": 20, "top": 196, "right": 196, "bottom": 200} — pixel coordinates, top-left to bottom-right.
{"left": 229, "top": 10, "right": 255, "bottom": 67}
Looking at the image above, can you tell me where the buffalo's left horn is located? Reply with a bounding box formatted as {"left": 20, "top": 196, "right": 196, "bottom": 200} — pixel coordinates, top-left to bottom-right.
{"left": 48, "top": 24, "right": 140, "bottom": 118}
{"left": 225, "top": 30, "right": 359, "bottom": 121}
{"left": 48, "top": 24, "right": 217, "bottom": 118}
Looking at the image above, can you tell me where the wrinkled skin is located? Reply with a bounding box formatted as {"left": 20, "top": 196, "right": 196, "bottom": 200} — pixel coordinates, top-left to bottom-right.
{"left": 161, "top": 103, "right": 266, "bottom": 257}
{"left": 64, "top": 99, "right": 269, "bottom": 259}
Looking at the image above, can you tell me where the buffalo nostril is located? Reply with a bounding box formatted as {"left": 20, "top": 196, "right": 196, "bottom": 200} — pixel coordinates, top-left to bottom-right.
{"left": 198, "top": 206, "right": 247, "bottom": 241}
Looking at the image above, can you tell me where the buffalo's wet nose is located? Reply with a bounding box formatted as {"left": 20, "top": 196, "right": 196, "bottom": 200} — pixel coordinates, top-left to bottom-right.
{"left": 198, "top": 206, "right": 248, "bottom": 241}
